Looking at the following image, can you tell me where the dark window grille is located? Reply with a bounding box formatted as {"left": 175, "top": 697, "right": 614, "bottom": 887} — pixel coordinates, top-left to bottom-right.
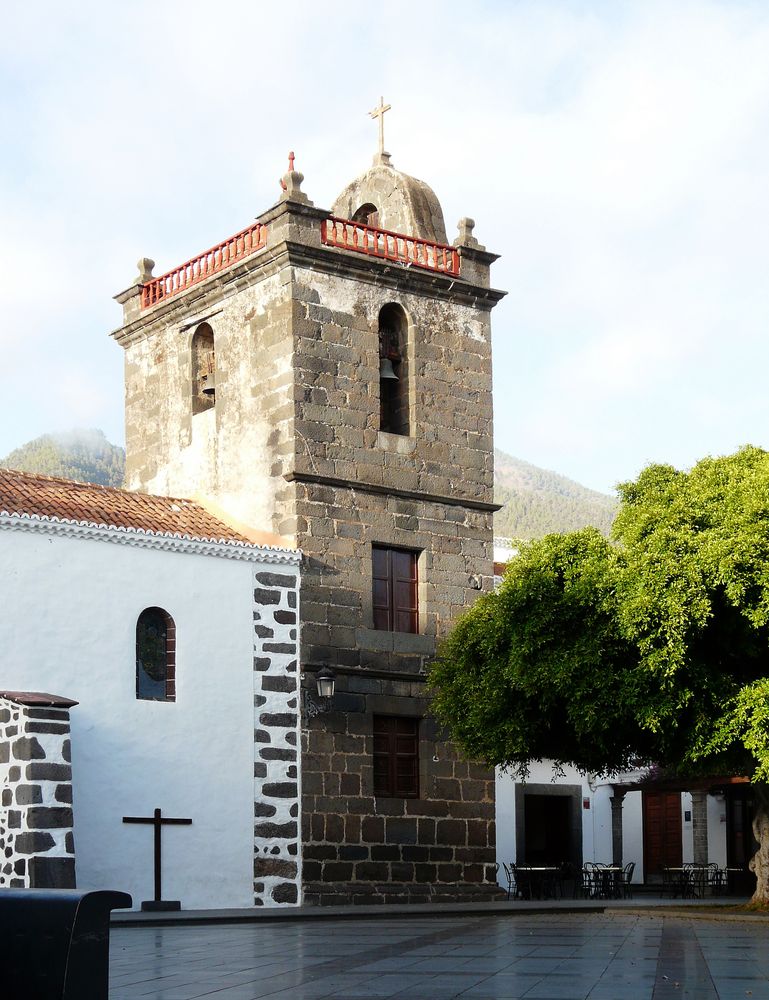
{"left": 372, "top": 545, "right": 419, "bottom": 633}
{"left": 373, "top": 715, "right": 419, "bottom": 798}
{"left": 136, "top": 607, "right": 176, "bottom": 702}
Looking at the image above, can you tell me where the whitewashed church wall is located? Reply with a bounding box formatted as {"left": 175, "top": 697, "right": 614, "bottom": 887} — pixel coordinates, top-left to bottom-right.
{"left": 681, "top": 791, "right": 694, "bottom": 863}
{"left": 497, "top": 763, "right": 730, "bottom": 886}
{"left": 495, "top": 769, "right": 517, "bottom": 871}
{"left": 591, "top": 784, "right": 614, "bottom": 863}
{"left": 708, "top": 794, "right": 727, "bottom": 867}
{"left": 0, "top": 526, "right": 297, "bottom": 909}
{"left": 621, "top": 792, "right": 644, "bottom": 881}
{"left": 495, "top": 763, "right": 602, "bottom": 887}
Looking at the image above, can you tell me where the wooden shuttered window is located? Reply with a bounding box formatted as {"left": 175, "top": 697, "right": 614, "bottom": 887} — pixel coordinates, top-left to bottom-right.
{"left": 372, "top": 546, "right": 419, "bottom": 633}
{"left": 373, "top": 716, "right": 420, "bottom": 798}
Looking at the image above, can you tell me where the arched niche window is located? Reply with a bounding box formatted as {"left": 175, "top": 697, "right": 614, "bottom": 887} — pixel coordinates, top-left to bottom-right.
{"left": 352, "top": 203, "right": 379, "bottom": 228}
{"left": 378, "top": 304, "right": 410, "bottom": 436}
{"left": 191, "top": 323, "right": 216, "bottom": 414}
{"left": 136, "top": 607, "right": 176, "bottom": 702}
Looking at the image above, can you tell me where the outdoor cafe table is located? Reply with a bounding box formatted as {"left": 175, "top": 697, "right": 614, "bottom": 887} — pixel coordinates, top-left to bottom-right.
{"left": 516, "top": 867, "right": 561, "bottom": 900}
{"left": 584, "top": 865, "right": 623, "bottom": 899}
{"left": 722, "top": 867, "right": 745, "bottom": 894}
{"left": 663, "top": 866, "right": 722, "bottom": 898}
{"left": 663, "top": 867, "right": 693, "bottom": 897}
{"left": 596, "top": 866, "right": 624, "bottom": 899}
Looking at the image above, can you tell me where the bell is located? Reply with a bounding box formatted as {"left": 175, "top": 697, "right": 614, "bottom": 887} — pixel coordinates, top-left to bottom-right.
{"left": 379, "top": 357, "right": 399, "bottom": 381}
{"left": 201, "top": 372, "right": 216, "bottom": 395}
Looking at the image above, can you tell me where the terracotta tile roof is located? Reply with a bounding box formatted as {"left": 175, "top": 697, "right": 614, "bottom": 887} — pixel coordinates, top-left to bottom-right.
{"left": 0, "top": 468, "right": 254, "bottom": 545}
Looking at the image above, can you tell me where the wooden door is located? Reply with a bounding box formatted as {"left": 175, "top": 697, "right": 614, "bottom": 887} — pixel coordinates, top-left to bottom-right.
{"left": 643, "top": 791, "right": 682, "bottom": 876}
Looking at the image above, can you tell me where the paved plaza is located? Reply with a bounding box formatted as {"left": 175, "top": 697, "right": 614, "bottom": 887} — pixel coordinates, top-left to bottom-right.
{"left": 109, "top": 912, "right": 769, "bottom": 1000}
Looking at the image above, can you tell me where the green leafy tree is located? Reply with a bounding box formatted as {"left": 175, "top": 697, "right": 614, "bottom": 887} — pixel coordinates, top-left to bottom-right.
{"left": 430, "top": 446, "right": 769, "bottom": 903}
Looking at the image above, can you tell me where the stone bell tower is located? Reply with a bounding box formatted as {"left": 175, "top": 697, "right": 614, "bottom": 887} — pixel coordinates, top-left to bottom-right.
{"left": 112, "top": 115, "right": 506, "bottom": 905}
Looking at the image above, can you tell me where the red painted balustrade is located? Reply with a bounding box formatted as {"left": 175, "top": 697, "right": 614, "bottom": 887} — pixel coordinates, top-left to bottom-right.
{"left": 321, "top": 217, "right": 460, "bottom": 276}
{"left": 141, "top": 222, "right": 267, "bottom": 308}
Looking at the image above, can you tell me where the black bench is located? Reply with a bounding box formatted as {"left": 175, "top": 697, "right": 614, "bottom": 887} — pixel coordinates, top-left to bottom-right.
{"left": 0, "top": 888, "right": 132, "bottom": 1000}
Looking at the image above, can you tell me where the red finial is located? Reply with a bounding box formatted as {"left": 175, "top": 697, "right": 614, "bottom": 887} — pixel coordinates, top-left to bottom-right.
{"left": 280, "top": 152, "right": 296, "bottom": 191}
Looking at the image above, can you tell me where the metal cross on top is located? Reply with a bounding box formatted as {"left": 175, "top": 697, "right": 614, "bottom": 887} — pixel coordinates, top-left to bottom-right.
{"left": 369, "top": 96, "right": 391, "bottom": 156}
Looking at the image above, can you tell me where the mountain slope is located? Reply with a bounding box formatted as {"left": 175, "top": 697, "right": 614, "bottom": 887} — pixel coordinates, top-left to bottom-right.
{"left": 0, "top": 432, "right": 615, "bottom": 538}
{"left": 493, "top": 449, "right": 617, "bottom": 539}
{"left": 0, "top": 429, "right": 126, "bottom": 488}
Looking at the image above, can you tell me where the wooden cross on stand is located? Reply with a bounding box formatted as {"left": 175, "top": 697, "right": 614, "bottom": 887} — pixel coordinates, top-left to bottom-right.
{"left": 123, "top": 807, "right": 192, "bottom": 911}
{"left": 369, "top": 96, "right": 391, "bottom": 156}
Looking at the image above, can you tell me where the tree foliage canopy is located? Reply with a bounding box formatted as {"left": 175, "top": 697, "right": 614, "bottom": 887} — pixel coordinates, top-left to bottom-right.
{"left": 430, "top": 446, "right": 769, "bottom": 781}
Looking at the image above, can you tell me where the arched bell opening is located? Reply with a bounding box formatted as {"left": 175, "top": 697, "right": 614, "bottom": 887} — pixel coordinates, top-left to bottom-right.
{"left": 378, "top": 304, "right": 410, "bottom": 436}
{"left": 191, "top": 323, "right": 216, "bottom": 414}
{"left": 352, "top": 203, "right": 379, "bottom": 227}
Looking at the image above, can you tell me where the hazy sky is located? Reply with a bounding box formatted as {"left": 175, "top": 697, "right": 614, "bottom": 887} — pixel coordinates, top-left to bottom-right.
{"left": 2, "top": 0, "right": 768, "bottom": 494}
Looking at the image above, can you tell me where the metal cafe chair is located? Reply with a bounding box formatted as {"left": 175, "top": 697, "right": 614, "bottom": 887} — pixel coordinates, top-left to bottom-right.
{"left": 514, "top": 864, "right": 534, "bottom": 900}
{"left": 707, "top": 863, "right": 725, "bottom": 896}
{"left": 683, "top": 862, "right": 708, "bottom": 899}
{"left": 581, "top": 862, "right": 602, "bottom": 898}
{"left": 621, "top": 861, "right": 636, "bottom": 899}
{"left": 662, "top": 866, "right": 689, "bottom": 898}
{"left": 575, "top": 866, "right": 593, "bottom": 899}
{"left": 502, "top": 862, "right": 518, "bottom": 900}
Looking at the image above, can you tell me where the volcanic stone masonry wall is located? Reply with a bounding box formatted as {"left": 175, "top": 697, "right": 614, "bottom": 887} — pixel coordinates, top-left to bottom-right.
{"left": 0, "top": 695, "right": 76, "bottom": 888}
{"left": 252, "top": 567, "right": 302, "bottom": 906}
{"left": 301, "top": 673, "right": 497, "bottom": 906}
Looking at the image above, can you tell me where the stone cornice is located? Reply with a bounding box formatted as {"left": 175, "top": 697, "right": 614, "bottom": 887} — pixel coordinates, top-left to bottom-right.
{"left": 110, "top": 244, "right": 286, "bottom": 347}
{"left": 283, "top": 240, "right": 506, "bottom": 309}
{"left": 110, "top": 236, "right": 506, "bottom": 346}
{"left": 303, "top": 662, "right": 428, "bottom": 684}
{"left": 284, "top": 471, "right": 501, "bottom": 512}
{"left": 0, "top": 511, "right": 301, "bottom": 565}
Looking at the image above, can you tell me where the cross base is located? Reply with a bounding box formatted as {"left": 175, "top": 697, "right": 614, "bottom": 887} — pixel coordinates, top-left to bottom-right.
{"left": 141, "top": 900, "right": 182, "bottom": 912}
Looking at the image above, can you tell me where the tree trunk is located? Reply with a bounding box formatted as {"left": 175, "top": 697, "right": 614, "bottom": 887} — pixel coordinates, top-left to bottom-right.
{"left": 749, "top": 783, "right": 769, "bottom": 904}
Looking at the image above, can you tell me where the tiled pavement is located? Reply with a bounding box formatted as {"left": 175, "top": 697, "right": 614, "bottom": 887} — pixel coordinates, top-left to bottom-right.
{"left": 109, "top": 913, "right": 769, "bottom": 999}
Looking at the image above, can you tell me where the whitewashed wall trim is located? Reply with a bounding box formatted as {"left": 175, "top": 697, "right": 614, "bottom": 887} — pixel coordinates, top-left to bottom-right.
{"left": 0, "top": 512, "right": 301, "bottom": 565}
{"left": 252, "top": 568, "right": 302, "bottom": 906}
{"left": 0, "top": 697, "right": 76, "bottom": 889}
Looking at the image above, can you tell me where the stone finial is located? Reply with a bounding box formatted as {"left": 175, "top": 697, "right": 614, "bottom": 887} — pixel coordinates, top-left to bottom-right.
{"left": 372, "top": 151, "right": 393, "bottom": 168}
{"left": 453, "top": 218, "right": 484, "bottom": 250}
{"left": 279, "top": 151, "right": 311, "bottom": 205}
{"left": 135, "top": 258, "right": 155, "bottom": 285}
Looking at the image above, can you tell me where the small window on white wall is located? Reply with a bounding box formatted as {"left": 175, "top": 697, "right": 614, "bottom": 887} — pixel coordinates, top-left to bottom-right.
{"left": 136, "top": 607, "right": 176, "bottom": 701}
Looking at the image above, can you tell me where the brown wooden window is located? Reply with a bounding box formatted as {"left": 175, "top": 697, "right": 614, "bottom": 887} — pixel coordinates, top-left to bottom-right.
{"left": 136, "top": 607, "right": 176, "bottom": 702}
{"left": 372, "top": 545, "right": 419, "bottom": 633}
{"left": 373, "top": 716, "right": 419, "bottom": 798}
